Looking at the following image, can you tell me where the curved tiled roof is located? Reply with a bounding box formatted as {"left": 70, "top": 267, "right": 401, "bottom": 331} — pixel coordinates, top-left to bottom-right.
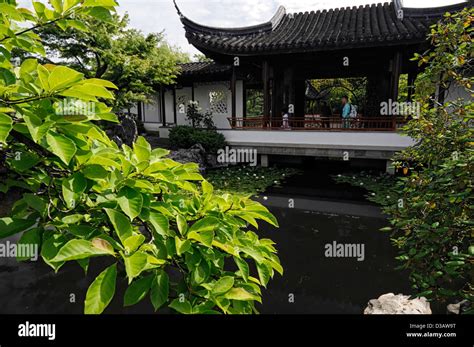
{"left": 178, "top": 61, "right": 231, "bottom": 76}
{"left": 174, "top": 0, "right": 470, "bottom": 56}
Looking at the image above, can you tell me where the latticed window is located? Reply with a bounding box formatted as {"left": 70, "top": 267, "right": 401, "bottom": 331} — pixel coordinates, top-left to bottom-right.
{"left": 209, "top": 90, "right": 228, "bottom": 114}
{"left": 176, "top": 95, "right": 188, "bottom": 114}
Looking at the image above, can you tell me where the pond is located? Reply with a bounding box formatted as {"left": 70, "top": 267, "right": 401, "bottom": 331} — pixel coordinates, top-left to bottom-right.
{"left": 0, "top": 160, "right": 411, "bottom": 314}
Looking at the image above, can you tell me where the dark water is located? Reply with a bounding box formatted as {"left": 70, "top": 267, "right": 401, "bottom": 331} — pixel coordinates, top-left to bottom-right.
{"left": 0, "top": 161, "right": 411, "bottom": 314}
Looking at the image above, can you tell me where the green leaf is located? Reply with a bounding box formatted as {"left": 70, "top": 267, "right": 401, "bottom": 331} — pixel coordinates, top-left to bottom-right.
{"left": 37, "top": 65, "right": 50, "bottom": 90}
{"left": 124, "top": 274, "right": 153, "bottom": 307}
{"left": 50, "top": 0, "right": 63, "bottom": 13}
{"left": 0, "top": 113, "right": 13, "bottom": 143}
{"left": 187, "top": 217, "right": 218, "bottom": 247}
{"left": 176, "top": 214, "right": 188, "bottom": 235}
{"left": 51, "top": 239, "right": 114, "bottom": 262}
{"left": 41, "top": 233, "right": 66, "bottom": 272}
{"left": 83, "top": 164, "right": 109, "bottom": 179}
{"left": 124, "top": 251, "right": 147, "bottom": 283}
{"left": 46, "top": 131, "right": 77, "bottom": 165}
{"left": 192, "top": 261, "right": 210, "bottom": 285}
{"left": 256, "top": 262, "right": 272, "bottom": 288}
{"left": 224, "top": 287, "right": 259, "bottom": 302}
{"left": 23, "top": 193, "right": 47, "bottom": 216}
{"left": 0, "top": 68, "right": 15, "bottom": 85}
{"left": 123, "top": 234, "right": 145, "bottom": 253}
{"left": 104, "top": 208, "right": 133, "bottom": 244}
{"left": 169, "top": 298, "right": 192, "bottom": 314}
{"left": 48, "top": 66, "right": 83, "bottom": 91}
{"left": 17, "top": 227, "right": 42, "bottom": 261}
{"left": 62, "top": 172, "right": 87, "bottom": 209}
{"left": 84, "top": 263, "right": 117, "bottom": 314}
{"left": 150, "top": 270, "right": 169, "bottom": 311}
{"left": 212, "top": 276, "right": 234, "bottom": 296}
{"left": 148, "top": 212, "right": 170, "bottom": 237}
{"left": 234, "top": 256, "right": 249, "bottom": 282}
{"left": 117, "top": 186, "right": 143, "bottom": 220}
{"left": 85, "top": 78, "right": 117, "bottom": 89}
{"left": 133, "top": 136, "right": 151, "bottom": 162}
{"left": 83, "top": 0, "right": 118, "bottom": 7}
{"left": 0, "top": 217, "right": 36, "bottom": 239}
{"left": 187, "top": 229, "right": 214, "bottom": 248}
{"left": 201, "top": 180, "right": 213, "bottom": 196}
{"left": 174, "top": 237, "right": 191, "bottom": 256}
{"left": 8, "top": 151, "right": 40, "bottom": 172}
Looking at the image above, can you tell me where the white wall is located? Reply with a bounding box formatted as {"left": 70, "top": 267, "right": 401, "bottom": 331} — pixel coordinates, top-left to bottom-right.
{"left": 142, "top": 94, "right": 161, "bottom": 124}
{"left": 143, "top": 80, "right": 244, "bottom": 133}
{"left": 164, "top": 90, "right": 174, "bottom": 124}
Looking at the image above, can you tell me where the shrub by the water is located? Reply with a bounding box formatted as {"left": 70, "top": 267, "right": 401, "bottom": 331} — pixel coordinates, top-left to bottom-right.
{"left": 169, "top": 125, "right": 226, "bottom": 153}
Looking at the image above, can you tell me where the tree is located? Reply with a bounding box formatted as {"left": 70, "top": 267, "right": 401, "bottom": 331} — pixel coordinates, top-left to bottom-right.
{"left": 0, "top": 0, "right": 282, "bottom": 314}
{"left": 387, "top": 8, "right": 473, "bottom": 306}
{"left": 34, "top": 12, "right": 189, "bottom": 110}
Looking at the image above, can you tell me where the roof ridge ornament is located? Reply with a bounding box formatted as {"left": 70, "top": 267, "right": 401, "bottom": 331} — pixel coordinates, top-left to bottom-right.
{"left": 393, "top": 0, "right": 470, "bottom": 19}
{"left": 173, "top": 0, "right": 184, "bottom": 19}
{"left": 176, "top": 3, "right": 288, "bottom": 36}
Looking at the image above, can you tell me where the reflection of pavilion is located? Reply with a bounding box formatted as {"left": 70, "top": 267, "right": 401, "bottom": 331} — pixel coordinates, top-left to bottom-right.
{"left": 139, "top": 1, "right": 468, "bottom": 168}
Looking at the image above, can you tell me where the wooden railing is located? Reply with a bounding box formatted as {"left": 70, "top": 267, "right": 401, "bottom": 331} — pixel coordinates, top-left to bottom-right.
{"left": 228, "top": 116, "right": 407, "bottom": 131}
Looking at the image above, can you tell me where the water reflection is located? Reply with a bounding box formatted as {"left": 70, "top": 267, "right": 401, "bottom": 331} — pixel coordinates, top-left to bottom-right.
{"left": 0, "top": 184, "right": 410, "bottom": 314}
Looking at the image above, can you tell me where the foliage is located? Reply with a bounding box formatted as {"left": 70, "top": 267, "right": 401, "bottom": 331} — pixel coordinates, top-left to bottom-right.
{"left": 333, "top": 172, "right": 400, "bottom": 207}
{"left": 338, "top": 9, "right": 473, "bottom": 307}
{"left": 207, "top": 166, "right": 301, "bottom": 196}
{"left": 192, "top": 53, "right": 213, "bottom": 63}
{"left": 169, "top": 125, "right": 226, "bottom": 154}
{"left": 246, "top": 89, "right": 264, "bottom": 118}
{"left": 0, "top": 0, "right": 282, "bottom": 315}
{"left": 185, "top": 101, "right": 215, "bottom": 129}
{"left": 33, "top": 11, "right": 189, "bottom": 110}
{"left": 308, "top": 78, "right": 367, "bottom": 114}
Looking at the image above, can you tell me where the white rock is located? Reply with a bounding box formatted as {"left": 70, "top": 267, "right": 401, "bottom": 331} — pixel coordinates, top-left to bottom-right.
{"left": 364, "top": 293, "right": 432, "bottom": 314}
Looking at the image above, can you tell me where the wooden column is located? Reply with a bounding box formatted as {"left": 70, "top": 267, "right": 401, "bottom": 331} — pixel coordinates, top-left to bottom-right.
{"left": 231, "top": 66, "right": 237, "bottom": 126}
{"left": 390, "top": 52, "right": 402, "bottom": 129}
{"left": 172, "top": 87, "right": 177, "bottom": 124}
{"left": 294, "top": 79, "right": 305, "bottom": 118}
{"left": 161, "top": 86, "right": 166, "bottom": 126}
{"left": 272, "top": 65, "right": 286, "bottom": 121}
{"left": 137, "top": 101, "right": 143, "bottom": 122}
{"left": 262, "top": 60, "right": 271, "bottom": 127}
{"left": 390, "top": 51, "right": 402, "bottom": 102}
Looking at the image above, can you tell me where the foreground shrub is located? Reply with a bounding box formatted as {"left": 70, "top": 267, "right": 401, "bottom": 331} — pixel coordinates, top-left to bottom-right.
{"left": 0, "top": 0, "right": 282, "bottom": 314}
{"left": 169, "top": 125, "right": 226, "bottom": 153}
{"left": 338, "top": 9, "right": 473, "bottom": 308}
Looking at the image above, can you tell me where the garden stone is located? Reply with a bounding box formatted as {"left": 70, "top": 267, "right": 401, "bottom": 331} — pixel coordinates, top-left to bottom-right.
{"left": 169, "top": 144, "right": 207, "bottom": 171}
{"left": 446, "top": 300, "right": 469, "bottom": 314}
{"left": 364, "top": 293, "right": 432, "bottom": 314}
{"left": 107, "top": 114, "right": 138, "bottom": 147}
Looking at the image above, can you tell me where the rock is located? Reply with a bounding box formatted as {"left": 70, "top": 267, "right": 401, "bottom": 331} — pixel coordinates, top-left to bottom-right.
{"left": 169, "top": 144, "right": 207, "bottom": 171}
{"left": 447, "top": 300, "right": 470, "bottom": 315}
{"left": 168, "top": 144, "right": 224, "bottom": 172}
{"left": 364, "top": 293, "right": 432, "bottom": 314}
{"left": 106, "top": 114, "right": 138, "bottom": 147}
